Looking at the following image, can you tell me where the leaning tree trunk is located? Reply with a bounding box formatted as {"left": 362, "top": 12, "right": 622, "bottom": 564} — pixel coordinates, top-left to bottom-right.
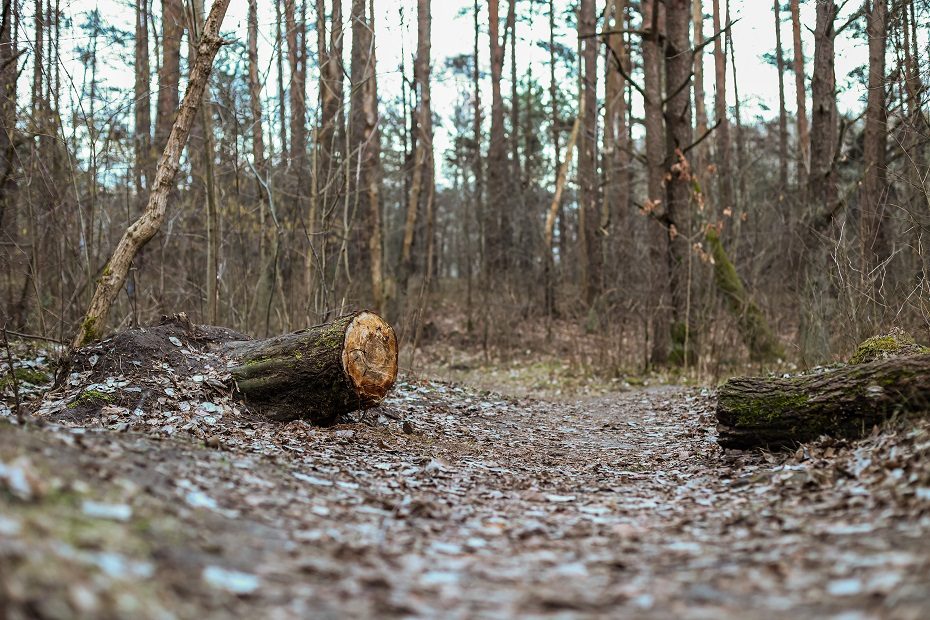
{"left": 717, "top": 353, "right": 930, "bottom": 450}
{"left": 72, "top": 0, "right": 231, "bottom": 349}
{"left": 224, "top": 311, "right": 398, "bottom": 423}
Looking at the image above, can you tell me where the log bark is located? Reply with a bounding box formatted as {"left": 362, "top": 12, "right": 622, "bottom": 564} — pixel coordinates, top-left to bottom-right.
{"left": 224, "top": 311, "right": 398, "bottom": 424}
{"left": 716, "top": 353, "right": 930, "bottom": 450}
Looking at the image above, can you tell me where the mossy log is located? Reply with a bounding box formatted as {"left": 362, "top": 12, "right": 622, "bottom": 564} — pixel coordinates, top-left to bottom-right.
{"left": 716, "top": 353, "right": 930, "bottom": 449}
{"left": 224, "top": 312, "right": 398, "bottom": 424}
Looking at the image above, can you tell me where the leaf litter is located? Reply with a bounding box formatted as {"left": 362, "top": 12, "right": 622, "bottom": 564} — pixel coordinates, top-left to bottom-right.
{"left": 1, "top": 340, "right": 930, "bottom": 617}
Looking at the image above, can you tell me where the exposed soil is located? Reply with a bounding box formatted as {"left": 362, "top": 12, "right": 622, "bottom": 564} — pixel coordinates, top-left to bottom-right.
{"left": 2, "top": 337, "right": 930, "bottom": 619}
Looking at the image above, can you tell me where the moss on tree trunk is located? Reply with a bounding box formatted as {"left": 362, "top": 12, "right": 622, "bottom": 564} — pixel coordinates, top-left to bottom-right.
{"left": 706, "top": 228, "right": 782, "bottom": 362}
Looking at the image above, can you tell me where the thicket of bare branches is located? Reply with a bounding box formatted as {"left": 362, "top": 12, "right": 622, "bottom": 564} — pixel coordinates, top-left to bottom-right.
{"left": 0, "top": 0, "right": 927, "bottom": 372}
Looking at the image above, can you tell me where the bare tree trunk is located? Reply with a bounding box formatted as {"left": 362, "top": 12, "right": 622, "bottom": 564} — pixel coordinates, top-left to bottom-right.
{"left": 73, "top": 0, "right": 231, "bottom": 349}
{"left": 901, "top": 0, "right": 927, "bottom": 280}
{"left": 546, "top": 0, "right": 559, "bottom": 316}
{"left": 472, "top": 0, "right": 485, "bottom": 332}
{"left": 726, "top": 0, "right": 746, "bottom": 211}
{"left": 187, "top": 0, "right": 220, "bottom": 325}
{"left": 275, "top": 0, "right": 288, "bottom": 159}
{"left": 0, "top": 0, "right": 19, "bottom": 324}
{"left": 349, "top": 0, "right": 383, "bottom": 311}
{"left": 774, "top": 0, "right": 788, "bottom": 192}
{"left": 314, "top": 0, "right": 344, "bottom": 316}
{"left": 642, "top": 0, "right": 670, "bottom": 366}
{"left": 605, "top": 0, "right": 629, "bottom": 288}
{"left": 285, "top": 0, "right": 307, "bottom": 178}
{"left": 798, "top": 0, "right": 838, "bottom": 365}
{"left": 664, "top": 0, "right": 695, "bottom": 365}
{"left": 486, "top": 0, "right": 507, "bottom": 272}
{"left": 578, "top": 0, "right": 600, "bottom": 306}
{"left": 247, "top": 0, "right": 274, "bottom": 329}
{"left": 808, "top": 0, "right": 837, "bottom": 209}
{"left": 154, "top": 0, "right": 183, "bottom": 156}
{"left": 859, "top": 0, "right": 888, "bottom": 283}
{"left": 691, "top": 0, "right": 707, "bottom": 173}
{"left": 711, "top": 0, "right": 732, "bottom": 220}
{"left": 400, "top": 0, "right": 434, "bottom": 299}
{"left": 286, "top": 0, "right": 308, "bottom": 313}
{"left": 133, "top": 0, "right": 151, "bottom": 202}
{"left": 545, "top": 117, "right": 580, "bottom": 252}
{"left": 790, "top": 0, "right": 808, "bottom": 191}
{"left": 247, "top": 0, "right": 266, "bottom": 179}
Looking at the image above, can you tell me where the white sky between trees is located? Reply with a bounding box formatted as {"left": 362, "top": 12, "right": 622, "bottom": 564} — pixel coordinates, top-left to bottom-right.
{"left": 19, "top": 0, "right": 876, "bottom": 188}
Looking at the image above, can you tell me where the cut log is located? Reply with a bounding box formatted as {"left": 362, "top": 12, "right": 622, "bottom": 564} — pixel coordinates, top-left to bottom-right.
{"left": 224, "top": 311, "right": 398, "bottom": 424}
{"left": 716, "top": 353, "right": 930, "bottom": 450}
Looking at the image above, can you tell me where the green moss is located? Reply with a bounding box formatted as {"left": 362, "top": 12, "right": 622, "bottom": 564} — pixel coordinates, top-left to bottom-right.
{"left": 723, "top": 391, "right": 811, "bottom": 427}
{"left": 77, "top": 316, "right": 99, "bottom": 347}
{"left": 706, "top": 228, "right": 741, "bottom": 298}
{"left": 1, "top": 368, "right": 51, "bottom": 389}
{"left": 706, "top": 228, "right": 783, "bottom": 362}
{"left": 66, "top": 389, "right": 112, "bottom": 409}
{"left": 16, "top": 368, "right": 51, "bottom": 384}
{"left": 668, "top": 322, "right": 696, "bottom": 366}
{"left": 849, "top": 328, "right": 925, "bottom": 365}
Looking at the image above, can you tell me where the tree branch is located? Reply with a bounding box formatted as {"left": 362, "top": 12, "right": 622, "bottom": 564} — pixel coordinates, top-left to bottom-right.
{"left": 605, "top": 37, "right": 648, "bottom": 102}
{"left": 579, "top": 28, "right": 648, "bottom": 39}
{"left": 692, "top": 18, "right": 741, "bottom": 57}
{"left": 835, "top": 6, "right": 864, "bottom": 36}
{"left": 663, "top": 70, "right": 695, "bottom": 106}
{"left": 682, "top": 119, "right": 723, "bottom": 155}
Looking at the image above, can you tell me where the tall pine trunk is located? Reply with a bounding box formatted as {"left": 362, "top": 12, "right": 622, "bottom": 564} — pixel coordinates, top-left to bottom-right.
{"left": 808, "top": 1, "right": 837, "bottom": 208}
{"left": 773, "top": 0, "right": 788, "bottom": 192}
{"left": 486, "top": 0, "right": 507, "bottom": 273}
{"left": 790, "top": 0, "right": 808, "bottom": 191}
{"left": 349, "top": 0, "right": 383, "bottom": 311}
{"left": 642, "top": 0, "right": 670, "bottom": 366}
{"left": 859, "top": 0, "right": 888, "bottom": 283}
{"left": 154, "top": 0, "right": 183, "bottom": 156}
{"left": 605, "top": 0, "right": 630, "bottom": 291}
{"left": 133, "top": 0, "right": 151, "bottom": 202}
{"left": 578, "top": 0, "right": 600, "bottom": 306}
{"left": 691, "top": 0, "right": 707, "bottom": 174}
{"left": 710, "top": 0, "right": 732, "bottom": 221}
{"left": 799, "top": 0, "right": 838, "bottom": 365}
{"left": 400, "top": 0, "right": 434, "bottom": 299}
{"left": 664, "top": 0, "right": 695, "bottom": 365}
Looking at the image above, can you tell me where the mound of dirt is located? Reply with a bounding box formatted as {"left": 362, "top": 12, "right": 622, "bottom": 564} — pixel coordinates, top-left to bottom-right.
{"left": 71, "top": 314, "right": 247, "bottom": 381}
{"left": 39, "top": 315, "right": 250, "bottom": 430}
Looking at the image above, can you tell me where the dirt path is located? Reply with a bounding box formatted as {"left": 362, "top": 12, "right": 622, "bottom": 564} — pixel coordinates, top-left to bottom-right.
{"left": 2, "top": 380, "right": 930, "bottom": 619}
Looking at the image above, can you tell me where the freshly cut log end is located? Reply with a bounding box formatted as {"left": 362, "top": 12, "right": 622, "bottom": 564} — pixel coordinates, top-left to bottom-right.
{"left": 342, "top": 311, "right": 398, "bottom": 403}
{"left": 225, "top": 311, "right": 398, "bottom": 424}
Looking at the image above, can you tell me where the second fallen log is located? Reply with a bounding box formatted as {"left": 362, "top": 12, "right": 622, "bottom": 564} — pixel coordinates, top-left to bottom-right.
{"left": 716, "top": 353, "right": 930, "bottom": 450}
{"left": 224, "top": 311, "right": 398, "bottom": 424}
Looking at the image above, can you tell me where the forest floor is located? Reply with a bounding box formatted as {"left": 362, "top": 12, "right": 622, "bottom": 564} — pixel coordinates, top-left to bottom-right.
{"left": 2, "top": 335, "right": 930, "bottom": 619}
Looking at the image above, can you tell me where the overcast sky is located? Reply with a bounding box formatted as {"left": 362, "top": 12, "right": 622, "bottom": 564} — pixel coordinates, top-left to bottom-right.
{"left": 22, "top": 0, "right": 877, "bottom": 183}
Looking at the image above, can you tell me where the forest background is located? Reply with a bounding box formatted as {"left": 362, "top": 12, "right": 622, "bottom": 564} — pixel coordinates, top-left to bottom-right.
{"left": 1, "top": 0, "right": 927, "bottom": 376}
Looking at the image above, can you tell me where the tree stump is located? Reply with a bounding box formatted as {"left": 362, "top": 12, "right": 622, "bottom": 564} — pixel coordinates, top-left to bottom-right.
{"left": 224, "top": 312, "right": 398, "bottom": 424}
